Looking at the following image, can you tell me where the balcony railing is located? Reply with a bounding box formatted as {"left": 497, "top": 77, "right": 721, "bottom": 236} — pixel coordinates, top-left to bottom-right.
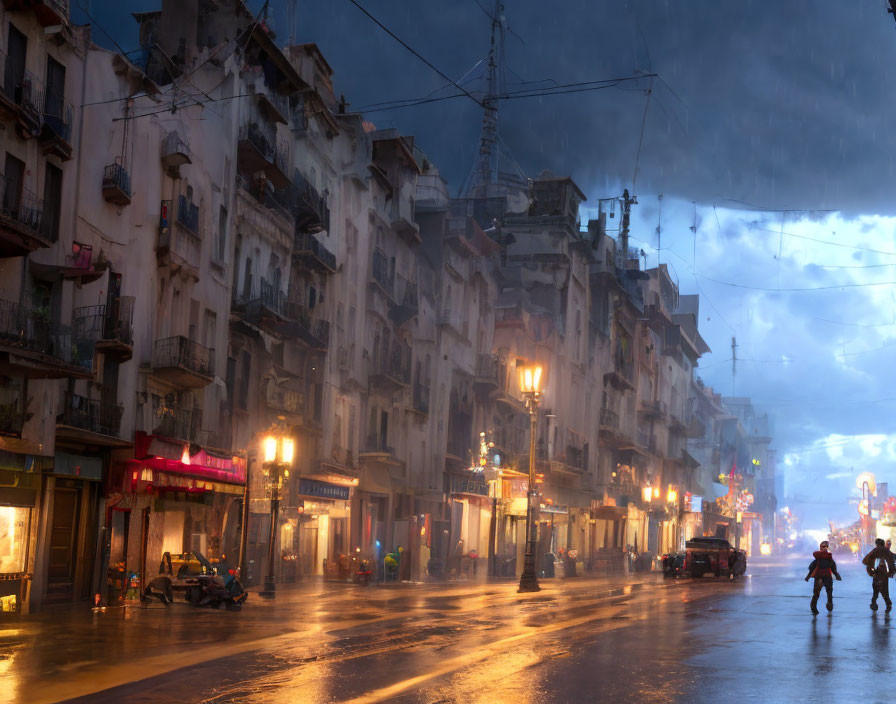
{"left": 42, "top": 87, "right": 72, "bottom": 143}
{"left": 102, "top": 163, "right": 132, "bottom": 205}
{"left": 267, "top": 384, "right": 304, "bottom": 416}
{"left": 475, "top": 354, "right": 499, "bottom": 385}
{"left": 371, "top": 247, "right": 394, "bottom": 296}
{"left": 239, "top": 120, "right": 275, "bottom": 163}
{"left": 19, "top": 70, "right": 44, "bottom": 124}
{"left": 176, "top": 195, "right": 199, "bottom": 234}
{"left": 152, "top": 400, "right": 202, "bottom": 445}
{"left": 2, "top": 0, "right": 70, "bottom": 26}
{"left": 371, "top": 340, "right": 411, "bottom": 386}
{"left": 60, "top": 393, "right": 123, "bottom": 438}
{"left": 0, "top": 172, "right": 46, "bottom": 241}
{"left": 73, "top": 297, "right": 135, "bottom": 350}
{"left": 294, "top": 232, "right": 336, "bottom": 273}
{"left": 0, "top": 297, "right": 94, "bottom": 373}
{"left": 599, "top": 407, "right": 619, "bottom": 429}
{"left": 152, "top": 336, "right": 214, "bottom": 378}
{"left": 289, "top": 169, "right": 329, "bottom": 233}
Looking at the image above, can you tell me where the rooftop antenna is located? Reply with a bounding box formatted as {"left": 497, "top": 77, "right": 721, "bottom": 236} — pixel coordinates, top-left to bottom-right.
{"left": 656, "top": 193, "right": 663, "bottom": 267}
{"left": 460, "top": 0, "right": 505, "bottom": 198}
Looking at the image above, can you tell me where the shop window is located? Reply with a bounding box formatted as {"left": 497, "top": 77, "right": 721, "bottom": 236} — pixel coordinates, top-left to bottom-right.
{"left": 0, "top": 505, "right": 30, "bottom": 573}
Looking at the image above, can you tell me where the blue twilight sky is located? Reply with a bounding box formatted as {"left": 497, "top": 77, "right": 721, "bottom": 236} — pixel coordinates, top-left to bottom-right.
{"left": 73, "top": 0, "right": 896, "bottom": 529}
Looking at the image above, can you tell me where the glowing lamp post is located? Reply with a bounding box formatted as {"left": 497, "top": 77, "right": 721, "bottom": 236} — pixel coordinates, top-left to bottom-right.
{"left": 260, "top": 433, "right": 295, "bottom": 599}
{"left": 518, "top": 361, "right": 545, "bottom": 593}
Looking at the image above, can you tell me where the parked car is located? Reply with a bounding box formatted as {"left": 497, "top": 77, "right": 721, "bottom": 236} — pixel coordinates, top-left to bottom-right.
{"left": 684, "top": 537, "right": 747, "bottom": 579}
{"left": 662, "top": 552, "right": 686, "bottom": 578}
{"left": 144, "top": 550, "right": 248, "bottom": 609}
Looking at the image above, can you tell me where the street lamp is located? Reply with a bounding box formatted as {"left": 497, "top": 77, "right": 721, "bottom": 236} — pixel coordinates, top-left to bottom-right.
{"left": 259, "top": 433, "right": 295, "bottom": 599}
{"left": 518, "top": 361, "right": 545, "bottom": 593}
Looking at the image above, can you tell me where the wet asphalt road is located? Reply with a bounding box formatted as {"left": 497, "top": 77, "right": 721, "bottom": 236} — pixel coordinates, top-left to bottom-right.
{"left": 2, "top": 555, "right": 892, "bottom": 704}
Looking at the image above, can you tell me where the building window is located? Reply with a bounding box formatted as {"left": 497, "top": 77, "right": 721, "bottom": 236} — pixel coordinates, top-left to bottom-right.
{"left": 42, "top": 162, "right": 63, "bottom": 243}
{"left": 216, "top": 205, "right": 228, "bottom": 265}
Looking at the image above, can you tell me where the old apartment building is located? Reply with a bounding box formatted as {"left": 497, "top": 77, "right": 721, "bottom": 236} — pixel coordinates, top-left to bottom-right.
{"left": 0, "top": 0, "right": 776, "bottom": 613}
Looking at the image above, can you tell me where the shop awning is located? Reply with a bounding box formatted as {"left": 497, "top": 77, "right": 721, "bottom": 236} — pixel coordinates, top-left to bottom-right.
{"left": 132, "top": 433, "right": 246, "bottom": 485}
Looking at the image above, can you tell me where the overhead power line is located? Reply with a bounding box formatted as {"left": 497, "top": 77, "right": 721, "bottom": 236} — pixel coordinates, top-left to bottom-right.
{"left": 345, "top": 0, "right": 485, "bottom": 109}
{"left": 697, "top": 273, "right": 896, "bottom": 292}
{"left": 357, "top": 74, "right": 654, "bottom": 114}
{"left": 753, "top": 226, "right": 896, "bottom": 257}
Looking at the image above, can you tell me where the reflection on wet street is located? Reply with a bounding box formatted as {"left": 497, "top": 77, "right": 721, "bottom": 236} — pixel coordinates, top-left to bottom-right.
{"left": 3, "top": 557, "right": 892, "bottom": 703}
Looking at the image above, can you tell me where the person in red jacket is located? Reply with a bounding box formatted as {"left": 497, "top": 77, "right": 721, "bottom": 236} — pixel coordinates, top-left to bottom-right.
{"left": 805, "top": 540, "right": 841, "bottom": 615}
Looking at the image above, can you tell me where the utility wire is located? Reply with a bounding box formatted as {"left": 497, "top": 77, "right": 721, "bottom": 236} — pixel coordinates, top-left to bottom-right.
{"left": 631, "top": 75, "right": 653, "bottom": 189}
{"left": 697, "top": 273, "right": 896, "bottom": 292}
{"left": 753, "top": 226, "right": 896, "bottom": 257}
{"left": 345, "top": 0, "right": 485, "bottom": 108}
{"left": 356, "top": 73, "right": 653, "bottom": 113}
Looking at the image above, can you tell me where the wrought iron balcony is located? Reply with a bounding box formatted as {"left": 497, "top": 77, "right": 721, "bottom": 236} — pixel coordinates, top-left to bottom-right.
{"left": 151, "top": 398, "right": 202, "bottom": 445}
{"left": 293, "top": 232, "right": 336, "bottom": 273}
{"left": 266, "top": 383, "right": 304, "bottom": 418}
{"left": 40, "top": 88, "right": 72, "bottom": 160}
{"left": 371, "top": 247, "right": 394, "bottom": 297}
{"left": 289, "top": 169, "right": 329, "bottom": 233}
{"left": 474, "top": 354, "right": 499, "bottom": 390}
{"left": 73, "top": 297, "right": 135, "bottom": 361}
{"left": 152, "top": 336, "right": 214, "bottom": 388}
{"left": 1, "top": 0, "right": 69, "bottom": 27}
{"left": 232, "top": 278, "right": 291, "bottom": 337}
{"left": 58, "top": 393, "right": 123, "bottom": 440}
{"left": 102, "top": 163, "right": 131, "bottom": 205}
{"left": 0, "top": 297, "right": 94, "bottom": 378}
{"left": 176, "top": 195, "right": 199, "bottom": 234}
{"left": 158, "top": 199, "right": 200, "bottom": 279}
{"left": 0, "top": 172, "right": 48, "bottom": 257}
{"left": 370, "top": 340, "right": 411, "bottom": 389}
{"left": 599, "top": 407, "right": 619, "bottom": 430}
{"left": 238, "top": 119, "right": 276, "bottom": 174}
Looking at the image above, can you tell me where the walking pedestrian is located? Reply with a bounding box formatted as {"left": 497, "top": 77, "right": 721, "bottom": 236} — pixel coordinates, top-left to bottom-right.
{"left": 805, "top": 540, "right": 841, "bottom": 615}
{"left": 862, "top": 538, "right": 895, "bottom": 612}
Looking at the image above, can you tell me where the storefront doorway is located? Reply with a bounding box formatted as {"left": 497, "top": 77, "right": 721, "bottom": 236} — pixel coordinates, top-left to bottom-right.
{"left": 46, "top": 485, "right": 80, "bottom": 602}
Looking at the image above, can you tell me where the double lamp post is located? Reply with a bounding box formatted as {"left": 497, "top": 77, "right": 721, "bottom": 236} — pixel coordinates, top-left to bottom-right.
{"left": 259, "top": 432, "right": 295, "bottom": 599}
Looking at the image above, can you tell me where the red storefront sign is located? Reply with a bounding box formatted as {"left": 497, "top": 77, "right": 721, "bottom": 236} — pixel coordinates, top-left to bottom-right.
{"left": 128, "top": 432, "right": 247, "bottom": 486}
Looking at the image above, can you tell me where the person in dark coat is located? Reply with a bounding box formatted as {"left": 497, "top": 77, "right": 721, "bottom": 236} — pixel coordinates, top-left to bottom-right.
{"left": 862, "top": 538, "right": 895, "bottom": 612}
{"left": 805, "top": 540, "right": 841, "bottom": 615}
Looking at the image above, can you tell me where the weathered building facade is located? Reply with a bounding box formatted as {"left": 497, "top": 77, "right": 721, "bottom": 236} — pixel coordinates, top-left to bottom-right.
{"left": 0, "top": 0, "right": 779, "bottom": 614}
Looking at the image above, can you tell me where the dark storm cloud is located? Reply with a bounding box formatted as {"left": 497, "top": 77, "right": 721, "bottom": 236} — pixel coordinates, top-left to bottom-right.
{"left": 83, "top": 0, "right": 896, "bottom": 211}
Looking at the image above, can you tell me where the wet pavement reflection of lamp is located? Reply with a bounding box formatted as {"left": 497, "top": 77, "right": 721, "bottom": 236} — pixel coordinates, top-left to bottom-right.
{"left": 518, "top": 361, "right": 545, "bottom": 593}
{"left": 260, "top": 433, "right": 295, "bottom": 599}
